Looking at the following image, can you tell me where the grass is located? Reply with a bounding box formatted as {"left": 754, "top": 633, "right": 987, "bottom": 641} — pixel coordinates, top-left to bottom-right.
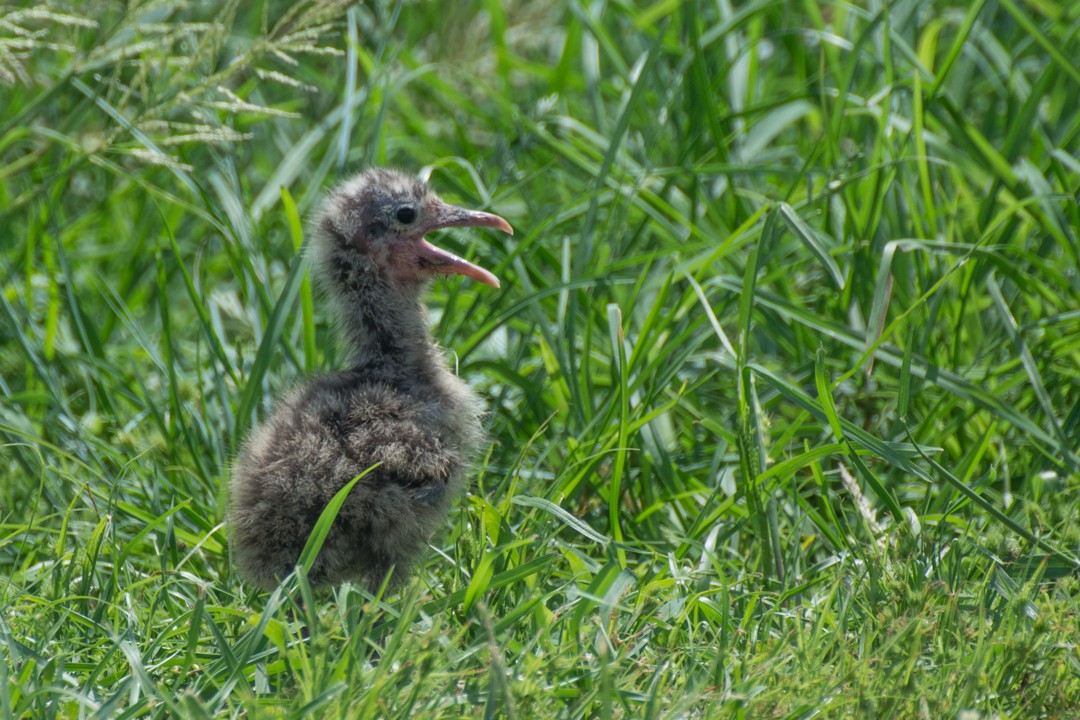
{"left": 2, "top": 0, "right": 1080, "bottom": 717}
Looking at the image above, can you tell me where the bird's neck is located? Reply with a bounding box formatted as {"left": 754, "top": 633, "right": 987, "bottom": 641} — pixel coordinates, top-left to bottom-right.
{"left": 322, "top": 254, "right": 441, "bottom": 377}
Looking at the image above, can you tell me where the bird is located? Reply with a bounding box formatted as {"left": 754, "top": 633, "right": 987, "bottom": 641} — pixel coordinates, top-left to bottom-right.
{"left": 229, "top": 167, "right": 512, "bottom": 592}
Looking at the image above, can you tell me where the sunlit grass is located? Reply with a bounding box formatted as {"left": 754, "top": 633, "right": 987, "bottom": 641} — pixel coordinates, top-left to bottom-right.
{"left": 2, "top": 1, "right": 1080, "bottom": 717}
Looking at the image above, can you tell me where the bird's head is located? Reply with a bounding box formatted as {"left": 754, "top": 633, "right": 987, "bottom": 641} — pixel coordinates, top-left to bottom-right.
{"left": 316, "top": 168, "right": 512, "bottom": 289}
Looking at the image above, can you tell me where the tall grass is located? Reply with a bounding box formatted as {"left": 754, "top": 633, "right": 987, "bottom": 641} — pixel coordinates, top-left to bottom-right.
{"left": 2, "top": 0, "right": 1079, "bottom": 717}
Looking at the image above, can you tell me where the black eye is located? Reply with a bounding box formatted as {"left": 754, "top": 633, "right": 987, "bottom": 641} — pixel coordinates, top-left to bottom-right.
{"left": 396, "top": 206, "right": 417, "bottom": 224}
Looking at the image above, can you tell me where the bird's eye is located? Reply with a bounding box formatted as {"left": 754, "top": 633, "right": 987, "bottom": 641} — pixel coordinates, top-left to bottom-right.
{"left": 396, "top": 206, "right": 417, "bottom": 224}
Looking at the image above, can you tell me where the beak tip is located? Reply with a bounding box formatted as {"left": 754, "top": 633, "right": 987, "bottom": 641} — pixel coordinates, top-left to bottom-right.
{"left": 479, "top": 268, "right": 502, "bottom": 289}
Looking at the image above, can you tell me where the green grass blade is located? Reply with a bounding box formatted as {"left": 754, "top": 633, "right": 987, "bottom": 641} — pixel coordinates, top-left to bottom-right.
{"left": 297, "top": 463, "right": 382, "bottom": 575}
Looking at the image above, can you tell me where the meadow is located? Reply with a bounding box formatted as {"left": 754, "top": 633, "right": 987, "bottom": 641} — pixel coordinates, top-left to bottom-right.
{"left": 2, "top": 1, "right": 1080, "bottom": 717}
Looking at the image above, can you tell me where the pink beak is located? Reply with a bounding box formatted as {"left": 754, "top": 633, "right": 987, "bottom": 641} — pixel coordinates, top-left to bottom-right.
{"left": 415, "top": 200, "right": 513, "bottom": 288}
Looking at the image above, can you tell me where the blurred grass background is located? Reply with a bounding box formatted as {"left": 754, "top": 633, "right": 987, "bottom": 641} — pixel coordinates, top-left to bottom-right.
{"left": 2, "top": 0, "right": 1080, "bottom": 717}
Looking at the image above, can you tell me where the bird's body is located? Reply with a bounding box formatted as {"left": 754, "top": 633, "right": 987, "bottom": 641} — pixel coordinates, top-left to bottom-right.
{"left": 230, "top": 168, "right": 511, "bottom": 591}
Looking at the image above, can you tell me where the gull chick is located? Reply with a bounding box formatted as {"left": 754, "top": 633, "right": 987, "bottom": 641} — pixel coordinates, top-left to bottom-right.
{"left": 230, "top": 168, "right": 511, "bottom": 591}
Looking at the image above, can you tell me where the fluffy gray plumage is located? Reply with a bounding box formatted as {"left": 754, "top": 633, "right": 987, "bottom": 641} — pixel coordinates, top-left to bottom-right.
{"left": 230, "top": 168, "right": 511, "bottom": 591}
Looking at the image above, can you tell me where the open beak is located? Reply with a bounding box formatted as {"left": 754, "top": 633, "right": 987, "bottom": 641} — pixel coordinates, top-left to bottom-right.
{"left": 416, "top": 199, "right": 513, "bottom": 288}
